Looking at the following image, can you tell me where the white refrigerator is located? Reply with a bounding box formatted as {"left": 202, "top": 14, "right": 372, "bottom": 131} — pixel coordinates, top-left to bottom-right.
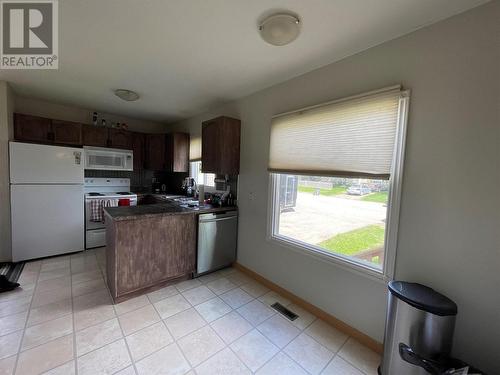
{"left": 10, "top": 142, "right": 85, "bottom": 262}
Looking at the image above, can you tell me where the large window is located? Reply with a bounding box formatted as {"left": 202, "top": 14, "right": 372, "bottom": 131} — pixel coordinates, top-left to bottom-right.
{"left": 272, "top": 175, "right": 389, "bottom": 270}
{"left": 190, "top": 161, "right": 215, "bottom": 187}
{"left": 268, "top": 86, "right": 409, "bottom": 277}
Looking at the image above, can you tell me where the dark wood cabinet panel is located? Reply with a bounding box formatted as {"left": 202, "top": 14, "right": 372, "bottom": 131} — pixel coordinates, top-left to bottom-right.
{"left": 108, "top": 128, "right": 132, "bottom": 150}
{"left": 166, "top": 132, "right": 190, "bottom": 172}
{"left": 131, "top": 132, "right": 145, "bottom": 170}
{"left": 145, "top": 134, "right": 166, "bottom": 171}
{"left": 106, "top": 214, "right": 196, "bottom": 302}
{"left": 201, "top": 119, "right": 219, "bottom": 173}
{"left": 202, "top": 116, "right": 240, "bottom": 175}
{"left": 14, "top": 114, "right": 51, "bottom": 143}
{"left": 82, "top": 125, "right": 108, "bottom": 147}
{"left": 13, "top": 115, "right": 190, "bottom": 177}
{"left": 51, "top": 120, "right": 82, "bottom": 146}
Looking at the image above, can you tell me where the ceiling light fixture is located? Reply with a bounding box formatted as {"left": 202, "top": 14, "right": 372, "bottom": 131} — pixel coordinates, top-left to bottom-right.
{"left": 259, "top": 13, "right": 301, "bottom": 46}
{"left": 114, "top": 89, "right": 140, "bottom": 102}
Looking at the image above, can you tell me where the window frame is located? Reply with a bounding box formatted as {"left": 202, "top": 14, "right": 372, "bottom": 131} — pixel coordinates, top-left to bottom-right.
{"left": 267, "top": 90, "right": 410, "bottom": 281}
{"left": 189, "top": 160, "right": 216, "bottom": 190}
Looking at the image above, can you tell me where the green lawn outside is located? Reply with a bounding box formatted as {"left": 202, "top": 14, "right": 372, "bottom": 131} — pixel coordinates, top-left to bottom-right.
{"left": 318, "top": 225, "right": 385, "bottom": 256}
{"left": 298, "top": 185, "right": 347, "bottom": 196}
{"left": 361, "top": 192, "right": 388, "bottom": 203}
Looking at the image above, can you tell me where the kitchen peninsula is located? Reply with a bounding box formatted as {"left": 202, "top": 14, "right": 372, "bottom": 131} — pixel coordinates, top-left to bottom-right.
{"left": 104, "top": 201, "right": 237, "bottom": 303}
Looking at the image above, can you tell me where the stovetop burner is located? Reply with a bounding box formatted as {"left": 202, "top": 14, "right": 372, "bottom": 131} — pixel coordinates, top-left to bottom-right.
{"left": 116, "top": 192, "right": 132, "bottom": 195}
{"left": 87, "top": 192, "right": 105, "bottom": 196}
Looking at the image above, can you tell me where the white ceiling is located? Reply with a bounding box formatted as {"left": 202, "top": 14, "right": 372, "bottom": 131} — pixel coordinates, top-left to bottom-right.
{"left": 0, "top": 0, "right": 487, "bottom": 123}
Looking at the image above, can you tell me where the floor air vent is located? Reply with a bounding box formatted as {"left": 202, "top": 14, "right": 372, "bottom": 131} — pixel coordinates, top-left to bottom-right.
{"left": 271, "top": 302, "right": 299, "bottom": 321}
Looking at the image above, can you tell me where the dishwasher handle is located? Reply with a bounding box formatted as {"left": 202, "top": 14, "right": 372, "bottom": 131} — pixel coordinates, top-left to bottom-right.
{"left": 199, "top": 216, "right": 237, "bottom": 223}
{"left": 199, "top": 211, "right": 237, "bottom": 223}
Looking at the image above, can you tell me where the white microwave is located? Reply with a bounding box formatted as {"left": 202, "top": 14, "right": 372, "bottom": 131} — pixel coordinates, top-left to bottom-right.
{"left": 84, "top": 146, "right": 133, "bottom": 171}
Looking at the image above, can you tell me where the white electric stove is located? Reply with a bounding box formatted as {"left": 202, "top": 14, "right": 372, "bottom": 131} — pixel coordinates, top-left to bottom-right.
{"left": 84, "top": 178, "right": 137, "bottom": 249}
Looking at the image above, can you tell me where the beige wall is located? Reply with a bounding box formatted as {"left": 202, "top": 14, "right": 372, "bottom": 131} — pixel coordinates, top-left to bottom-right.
{"left": 0, "top": 81, "right": 14, "bottom": 262}
{"left": 15, "top": 96, "right": 168, "bottom": 133}
{"left": 170, "top": 2, "right": 500, "bottom": 373}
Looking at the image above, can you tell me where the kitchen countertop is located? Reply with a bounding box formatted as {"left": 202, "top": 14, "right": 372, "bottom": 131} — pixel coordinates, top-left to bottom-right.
{"left": 104, "top": 202, "right": 237, "bottom": 221}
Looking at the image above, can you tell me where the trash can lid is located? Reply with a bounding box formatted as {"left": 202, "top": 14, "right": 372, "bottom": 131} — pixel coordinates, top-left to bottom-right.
{"left": 388, "top": 281, "right": 457, "bottom": 316}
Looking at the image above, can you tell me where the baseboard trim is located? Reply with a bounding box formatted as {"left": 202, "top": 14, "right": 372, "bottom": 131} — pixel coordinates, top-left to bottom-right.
{"left": 233, "top": 262, "right": 383, "bottom": 354}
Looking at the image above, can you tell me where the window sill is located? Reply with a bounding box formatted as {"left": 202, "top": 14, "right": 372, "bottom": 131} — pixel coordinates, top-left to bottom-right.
{"left": 267, "top": 234, "right": 391, "bottom": 285}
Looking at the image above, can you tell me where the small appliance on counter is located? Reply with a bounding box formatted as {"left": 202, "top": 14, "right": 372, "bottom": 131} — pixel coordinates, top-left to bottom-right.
{"left": 181, "top": 177, "right": 197, "bottom": 196}
{"left": 84, "top": 178, "right": 137, "bottom": 249}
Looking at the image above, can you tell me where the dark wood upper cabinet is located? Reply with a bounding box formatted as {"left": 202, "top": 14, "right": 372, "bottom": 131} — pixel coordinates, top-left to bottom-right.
{"left": 131, "top": 132, "right": 145, "bottom": 170}
{"left": 51, "top": 120, "right": 82, "bottom": 146}
{"left": 108, "top": 128, "right": 132, "bottom": 150}
{"left": 145, "top": 134, "right": 166, "bottom": 171}
{"left": 14, "top": 114, "right": 52, "bottom": 143}
{"left": 82, "top": 125, "right": 108, "bottom": 148}
{"left": 13, "top": 115, "right": 191, "bottom": 176}
{"left": 202, "top": 116, "right": 240, "bottom": 175}
{"left": 165, "top": 132, "right": 190, "bottom": 173}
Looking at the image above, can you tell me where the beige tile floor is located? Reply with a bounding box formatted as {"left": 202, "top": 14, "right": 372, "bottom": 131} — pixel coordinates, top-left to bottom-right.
{"left": 0, "top": 248, "right": 381, "bottom": 375}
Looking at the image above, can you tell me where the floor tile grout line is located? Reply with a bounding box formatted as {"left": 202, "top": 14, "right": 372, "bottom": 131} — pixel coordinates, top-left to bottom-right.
{"left": 233, "top": 328, "right": 281, "bottom": 374}
{"left": 334, "top": 338, "right": 373, "bottom": 375}
{"left": 193, "top": 316, "right": 254, "bottom": 374}
{"left": 70, "top": 250, "right": 79, "bottom": 375}
{"left": 0, "top": 291, "right": 33, "bottom": 309}
{"left": 282, "top": 349, "right": 318, "bottom": 375}
{"left": 151, "top": 302, "right": 193, "bottom": 372}
{"left": 132, "top": 296, "right": 194, "bottom": 372}
{"left": 316, "top": 335, "right": 373, "bottom": 375}
{"left": 156, "top": 291, "right": 233, "bottom": 370}
{"left": 99, "top": 258, "right": 139, "bottom": 375}
{"left": 12, "top": 261, "right": 41, "bottom": 375}
{"left": 8, "top": 259, "right": 377, "bottom": 375}
{"left": 177, "top": 325, "right": 228, "bottom": 371}
{"left": 178, "top": 283, "right": 279, "bottom": 374}
{"left": 231, "top": 294, "right": 347, "bottom": 375}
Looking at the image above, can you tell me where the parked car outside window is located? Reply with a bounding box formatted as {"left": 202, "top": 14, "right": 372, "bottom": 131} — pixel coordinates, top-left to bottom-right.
{"left": 347, "top": 185, "right": 371, "bottom": 196}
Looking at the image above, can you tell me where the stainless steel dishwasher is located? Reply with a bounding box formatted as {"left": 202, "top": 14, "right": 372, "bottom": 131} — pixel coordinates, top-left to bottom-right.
{"left": 196, "top": 210, "right": 238, "bottom": 275}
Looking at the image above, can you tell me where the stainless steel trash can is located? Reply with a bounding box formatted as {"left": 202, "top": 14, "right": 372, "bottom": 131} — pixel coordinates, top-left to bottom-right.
{"left": 380, "top": 281, "right": 458, "bottom": 375}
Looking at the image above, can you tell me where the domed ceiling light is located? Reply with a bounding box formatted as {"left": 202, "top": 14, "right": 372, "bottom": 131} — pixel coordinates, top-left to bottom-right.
{"left": 259, "top": 13, "right": 301, "bottom": 46}
{"left": 114, "top": 89, "right": 140, "bottom": 102}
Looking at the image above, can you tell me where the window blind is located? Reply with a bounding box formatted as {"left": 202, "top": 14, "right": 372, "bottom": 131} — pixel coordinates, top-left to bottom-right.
{"left": 189, "top": 136, "right": 201, "bottom": 161}
{"left": 268, "top": 86, "right": 402, "bottom": 179}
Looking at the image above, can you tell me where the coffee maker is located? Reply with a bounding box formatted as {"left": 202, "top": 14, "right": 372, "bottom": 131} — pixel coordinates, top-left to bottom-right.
{"left": 182, "top": 177, "right": 196, "bottom": 197}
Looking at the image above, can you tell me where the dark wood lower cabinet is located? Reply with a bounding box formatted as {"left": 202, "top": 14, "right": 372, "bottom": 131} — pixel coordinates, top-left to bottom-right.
{"left": 105, "top": 213, "right": 196, "bottom": 302}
